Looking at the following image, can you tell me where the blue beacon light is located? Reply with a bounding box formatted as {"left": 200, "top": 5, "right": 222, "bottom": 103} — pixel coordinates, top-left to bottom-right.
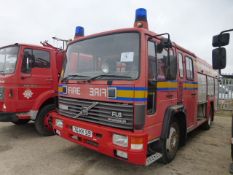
{"left": 135, "top": 8, "right": 147, "bottom": 22}
{"left": 134, "top": 8, "right": 148, "bottom": 29}
{"left": 75, "top": 26, "right": 84, "bottom": 37}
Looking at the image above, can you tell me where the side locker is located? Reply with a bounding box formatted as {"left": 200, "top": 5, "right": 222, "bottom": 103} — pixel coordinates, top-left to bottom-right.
{"left": 183, "top": 55, "right": 197, "bottom": 127}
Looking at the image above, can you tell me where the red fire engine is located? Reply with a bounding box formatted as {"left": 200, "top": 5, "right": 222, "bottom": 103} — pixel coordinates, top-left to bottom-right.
{"left": 52, "top": 8, "right": 219, "bottom": 165}
{"left": 0, "top": 41, "right": 64, "bottom": 135}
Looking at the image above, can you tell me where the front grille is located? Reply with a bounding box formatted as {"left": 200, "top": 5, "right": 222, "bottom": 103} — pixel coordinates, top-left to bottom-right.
{"left": 58, "top": 96, "right": 134, "bottom": 130}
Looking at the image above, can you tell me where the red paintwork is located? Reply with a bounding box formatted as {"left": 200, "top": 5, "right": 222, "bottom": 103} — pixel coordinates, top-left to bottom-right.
{"left": 52, "top": 111, "right": 148, "bottom": 165}
{"left": 0, "top": 43, "right": 64, "bottom": 119}
{"left": 52, "top": 27, "right": 218, "bottom": 165}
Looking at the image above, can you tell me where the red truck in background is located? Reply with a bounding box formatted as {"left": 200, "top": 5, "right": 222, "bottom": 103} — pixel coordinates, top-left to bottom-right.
{"left": 0, "top": 41, "right": 64, "bottom": 135}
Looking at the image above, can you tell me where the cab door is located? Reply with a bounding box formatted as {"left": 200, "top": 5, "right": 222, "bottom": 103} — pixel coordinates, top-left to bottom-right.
{"left": 183, "top": 55, "right": 197, "bottom": 127}
{"left": 17, "top": 47, "right": 53, "bottom": 112}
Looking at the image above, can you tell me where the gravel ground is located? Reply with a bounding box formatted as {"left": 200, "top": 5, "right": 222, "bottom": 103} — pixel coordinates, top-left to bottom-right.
{"left": 0, "top": 114, "right": 231, "bottom": 175}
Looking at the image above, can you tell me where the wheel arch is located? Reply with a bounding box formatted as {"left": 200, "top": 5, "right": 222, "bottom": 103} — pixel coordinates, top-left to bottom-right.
{"left": 160, "top": 105, "right": 187, "bottom": 146}
{"left": 32, "top": 90, "right": 57, "bottom": 112}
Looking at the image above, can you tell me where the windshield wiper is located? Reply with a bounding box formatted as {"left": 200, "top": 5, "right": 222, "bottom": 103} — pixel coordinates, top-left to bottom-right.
{"left": 87, "top": 74, "right": 132, "bottom": 81}
{"left": 61, "top": 74, "right": 89, "bottom": 82}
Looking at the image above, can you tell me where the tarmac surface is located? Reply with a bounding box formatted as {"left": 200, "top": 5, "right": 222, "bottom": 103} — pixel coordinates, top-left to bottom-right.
{"left": 0, "top": 114, "right": 231, "bottom": 175}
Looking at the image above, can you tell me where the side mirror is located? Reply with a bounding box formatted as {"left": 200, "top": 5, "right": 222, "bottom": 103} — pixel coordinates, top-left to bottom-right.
{"left": 157, "top": 38, "right": 172, "bottom": 53}
{"left": 212, "top": 33, "right": 230, "bottom": 47}
{"left": 212, "top": 47, "right": 226, "bottom": 69}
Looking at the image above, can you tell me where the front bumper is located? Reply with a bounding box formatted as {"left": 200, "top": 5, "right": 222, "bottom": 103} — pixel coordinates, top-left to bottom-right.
{"left": 52, "top": 112, "right": 148, "bottom": 165}
{"left": 0, "top": 112, "right": 18, "bottom": 122}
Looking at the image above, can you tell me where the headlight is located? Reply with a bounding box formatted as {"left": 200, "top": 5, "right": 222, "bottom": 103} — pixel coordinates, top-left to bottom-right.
{"left": 0, "top": 87, "right": 5, "bottom": 100}
{"left": 113, "top": 134, "right": 128, "bottom": 147}
{"left": 55, "top": 119, "right": 63, "bottom": 128}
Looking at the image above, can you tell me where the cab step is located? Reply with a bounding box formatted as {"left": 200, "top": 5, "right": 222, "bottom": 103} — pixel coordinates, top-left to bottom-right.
{"left": 146, "top": 152, "right": 162, "bottom": 166}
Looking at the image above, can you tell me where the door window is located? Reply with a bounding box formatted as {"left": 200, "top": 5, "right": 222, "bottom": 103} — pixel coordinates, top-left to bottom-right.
{"left": 178, "top": 53, "right": 184, "bottom": 78}
{"left": 22, "top": 49, "right": 50, "bottom": 73}
{"left": 147, "top": 41, "right": 156, "bottom": 114}
{"left": 185, "top": 56, "right": 194, "bottom": 80}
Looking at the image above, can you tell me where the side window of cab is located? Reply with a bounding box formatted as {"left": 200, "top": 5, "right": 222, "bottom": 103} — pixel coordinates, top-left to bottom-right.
{"left": 185, "top": 56, "right": 194, "bottom": 80}
{"left": 22, "top": 49, "right": 50, "bottom": 73}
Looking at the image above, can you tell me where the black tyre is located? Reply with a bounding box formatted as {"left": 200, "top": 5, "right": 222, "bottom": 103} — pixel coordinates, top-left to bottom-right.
{"left": 161, "top": 120, "right": 180, "bottom": 164}
{"left": 35, "top": 104, "right": 55, "bottom": 136}
{"left": 12, "top": 119, "right": 30, "bottom": 125}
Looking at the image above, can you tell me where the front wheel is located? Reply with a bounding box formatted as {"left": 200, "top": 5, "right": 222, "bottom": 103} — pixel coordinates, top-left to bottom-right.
{"left": 161, "top": 120, "right": 180, "bottom": 164}
{"left": 35, "top": 104, "right": 55, "bottom": 136}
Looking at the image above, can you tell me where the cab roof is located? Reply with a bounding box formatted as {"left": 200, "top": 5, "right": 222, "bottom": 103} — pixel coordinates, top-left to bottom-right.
{"left": 0, "top": 43, "right": 58, "bottom": 52}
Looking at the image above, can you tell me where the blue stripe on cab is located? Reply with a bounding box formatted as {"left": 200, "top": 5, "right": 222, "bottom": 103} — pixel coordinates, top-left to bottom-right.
{"left": 157, "top": 88, "right": 177, "bottom": 91}
{"left": 109, "top": 86, "right": 147, "bottom": 91}
{"left": 114, "top": 97, "right": 147, "bottom": 102}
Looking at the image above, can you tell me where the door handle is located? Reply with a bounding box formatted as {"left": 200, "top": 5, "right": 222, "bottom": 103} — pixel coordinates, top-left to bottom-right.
{"left": 191, "top": 93, "right": 196, "bottom": 96}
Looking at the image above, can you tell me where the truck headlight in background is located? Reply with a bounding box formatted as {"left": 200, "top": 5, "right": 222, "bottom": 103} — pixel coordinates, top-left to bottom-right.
{"left": 55, "top": 119, "right": 63, "bottom": 128}
{"left": 112, "top": 134, "right": 128, "bottom": 147}
{"left": 0, "top": 87, "right": 5, "bottom": 100}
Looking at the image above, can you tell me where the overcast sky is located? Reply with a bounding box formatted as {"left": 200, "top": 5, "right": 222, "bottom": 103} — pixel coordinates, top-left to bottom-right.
{"left": 0, "top": 0, "right": 233, "bottom": 73}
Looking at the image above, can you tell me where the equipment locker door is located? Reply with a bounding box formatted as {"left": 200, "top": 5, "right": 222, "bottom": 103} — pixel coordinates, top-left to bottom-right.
{"left": 183, "top": 55, "right": 197, "bottom": 127}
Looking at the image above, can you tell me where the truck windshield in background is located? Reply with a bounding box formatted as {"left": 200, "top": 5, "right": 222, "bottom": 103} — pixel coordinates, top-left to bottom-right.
{"left": 64, "top": 32, "right": 140, "bottom": 81}
{"left": 0, "top": 46, "right": 19, "bottom": 74}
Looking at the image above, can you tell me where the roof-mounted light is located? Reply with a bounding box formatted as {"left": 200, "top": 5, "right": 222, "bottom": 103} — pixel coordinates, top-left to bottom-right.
{"left": 135, "top": 8, "right": 147, "bottom": 22}
{"left": 74, "top": 26, "right": 84, "bottom": 39}
{"left": 134, "top": 8, "right": 148, "bottom": 29}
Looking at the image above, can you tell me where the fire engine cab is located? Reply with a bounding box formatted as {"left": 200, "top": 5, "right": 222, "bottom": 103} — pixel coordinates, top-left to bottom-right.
{"left": 0, "top": 42, "right": 64, "bottom": 135}
{"left": 52, "top": 8, "right": 218, "bottom": 165}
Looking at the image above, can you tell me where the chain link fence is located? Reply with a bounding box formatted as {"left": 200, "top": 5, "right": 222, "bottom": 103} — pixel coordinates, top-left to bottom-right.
{"left": 218, "top": 75, "right": 233, "bottom": 111}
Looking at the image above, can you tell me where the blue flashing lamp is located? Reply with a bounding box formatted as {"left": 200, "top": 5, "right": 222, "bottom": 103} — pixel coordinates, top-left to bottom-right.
{"left": 75, "top": 26, "right": 84, "bottom": 37}
{"left": 135, "top": 8, "right": 147, "bottom": 21}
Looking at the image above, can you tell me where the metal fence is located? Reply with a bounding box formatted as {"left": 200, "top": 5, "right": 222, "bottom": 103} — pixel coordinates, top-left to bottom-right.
{"left": 218, "top": 75, "right": 233, "bottom": 111}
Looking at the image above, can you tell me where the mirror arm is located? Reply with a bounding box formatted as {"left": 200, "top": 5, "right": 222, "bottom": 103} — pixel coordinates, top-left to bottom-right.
{"left": 218, "top": 69, "right": 221, "bottom": 76}
{"left": 155, "top": 33, "right": 172, "bottom": 47}
{"left": 220, "top": 29, "right": 233, "bottom": 35}
{"left": 155, "top": 33, "right": 170, "bottom": 41}
{"left": 155, "top": 33, "right": 173, "bottom": 79}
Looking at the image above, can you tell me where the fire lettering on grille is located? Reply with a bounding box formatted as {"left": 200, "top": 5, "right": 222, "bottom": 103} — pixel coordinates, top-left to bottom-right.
{"left": 68, "top": 87, "right": 80, "bottom": 95}
{"left": 89, "top": 88, "right": 107, "bottom": 97}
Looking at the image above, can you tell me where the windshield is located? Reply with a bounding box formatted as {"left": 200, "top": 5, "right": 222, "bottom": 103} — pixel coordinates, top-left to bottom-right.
{"left": 63, "top": 32, "right": 140, "bottom": 81}
{"left": 0, "top": 46, "right": 19, "bottom": 74}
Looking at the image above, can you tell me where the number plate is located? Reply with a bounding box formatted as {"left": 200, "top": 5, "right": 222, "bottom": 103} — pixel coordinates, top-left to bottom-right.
{"left": 72, "top": 126, "right": 93, "bottom": 138}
